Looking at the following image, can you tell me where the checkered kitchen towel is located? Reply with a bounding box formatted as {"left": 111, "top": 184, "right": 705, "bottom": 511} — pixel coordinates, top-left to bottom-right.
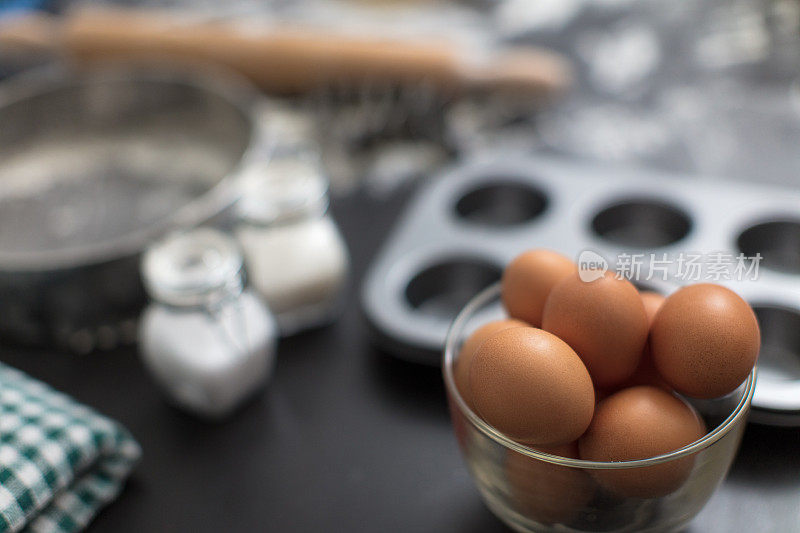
{"left": 0, "top": 364, "right": 140, "bottom": 532}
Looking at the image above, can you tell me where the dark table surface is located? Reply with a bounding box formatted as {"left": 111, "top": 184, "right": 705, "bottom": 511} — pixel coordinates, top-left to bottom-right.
{"left": 0, "top": 188, "right": 798, "bottom": 533}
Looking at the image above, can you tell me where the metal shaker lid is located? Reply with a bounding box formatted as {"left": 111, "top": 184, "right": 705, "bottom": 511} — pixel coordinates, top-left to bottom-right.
{"left": 142, "top": 228, "right": 244, "bottom": 307}
{"left": 236, "top": 150, "right": 329, "bottom": 226}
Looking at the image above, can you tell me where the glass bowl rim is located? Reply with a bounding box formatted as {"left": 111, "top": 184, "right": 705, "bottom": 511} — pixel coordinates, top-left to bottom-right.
{"left": 442, "top": 281, "right": 756, "bottom": 470}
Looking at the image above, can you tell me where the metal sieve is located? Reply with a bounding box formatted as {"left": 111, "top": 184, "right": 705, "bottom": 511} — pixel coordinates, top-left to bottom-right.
{"left": 0, "top": 65, "right": 268, "bottom": 351}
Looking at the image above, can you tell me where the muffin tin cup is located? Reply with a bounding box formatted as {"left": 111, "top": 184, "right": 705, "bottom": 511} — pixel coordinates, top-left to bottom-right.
{"left": 361, "top": 152, "right": 800, "bottom": 424}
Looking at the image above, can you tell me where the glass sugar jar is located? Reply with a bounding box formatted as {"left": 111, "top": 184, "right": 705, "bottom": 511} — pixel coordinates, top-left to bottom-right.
{"left": 138, "top": 228, "right": 277, "bottom": 419}
{"left": 234, "top": 149, "right": 350, "bottom": 336}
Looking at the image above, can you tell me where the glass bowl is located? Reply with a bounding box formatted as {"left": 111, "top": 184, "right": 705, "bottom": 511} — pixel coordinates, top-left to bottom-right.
{"left": 443, "top": 282, "right": 755, "bottom": 533}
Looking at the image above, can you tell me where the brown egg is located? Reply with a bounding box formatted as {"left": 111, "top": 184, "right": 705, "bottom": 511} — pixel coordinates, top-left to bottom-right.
{"left": 470, "top": 327, "right": 594, "bottom": 445}
{"left": 454, "top": 318, "right": 528, "bottom": 410}
{"left": 651, "top": 284, "right": 760, "bottom": 399}
{"left": 619, "top": 291, "right": 670, "bottom": 390}
{"left": 501, "top": 249, "right": 576, "bottom": 327}
{"left": 593, "top": 387, "right": 612, "bottom": 404}
{"left": 578, "top": 386, "right": 706, "bottom": 499}
{"left": 621, "top": 353, "right": 670, "bottom": 391}
{"left": 542, "top": 271, "right": 648, "bottom": 388}
{"left": 506, "top": 441, "right": 595, "bottom": 525}
{"left": 640, "top": 291, "right": 665, "bottom": 326}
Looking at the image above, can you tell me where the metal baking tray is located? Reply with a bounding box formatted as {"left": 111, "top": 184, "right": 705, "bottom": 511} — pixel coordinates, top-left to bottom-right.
{"left": 361, "top": 152, "right": 800, "bottom": 425}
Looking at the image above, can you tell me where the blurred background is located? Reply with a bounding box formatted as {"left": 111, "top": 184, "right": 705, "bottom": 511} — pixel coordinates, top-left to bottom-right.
{"left": 0, "top": 0, "right": 798, "bottom": 532}
{"left": 4, "top": 0, "right": 800, "bottom": 193}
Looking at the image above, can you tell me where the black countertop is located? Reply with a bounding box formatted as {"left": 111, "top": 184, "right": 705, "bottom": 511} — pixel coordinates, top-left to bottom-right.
{"left": 0, "top": 188, "right": 798, "bottom": 533}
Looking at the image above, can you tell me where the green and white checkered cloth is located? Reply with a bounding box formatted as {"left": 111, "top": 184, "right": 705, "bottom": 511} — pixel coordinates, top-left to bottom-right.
{"left": 0, "top": 364, "right": 141, "bottom": 533}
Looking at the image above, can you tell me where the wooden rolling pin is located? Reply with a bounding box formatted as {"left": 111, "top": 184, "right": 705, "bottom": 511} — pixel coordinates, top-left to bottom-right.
{"left": 0, "top": 8, "right": 572, "bottom": 98}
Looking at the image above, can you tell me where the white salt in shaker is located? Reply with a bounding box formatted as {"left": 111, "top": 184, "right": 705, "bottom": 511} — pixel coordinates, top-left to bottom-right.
{"left": 138, "top": 228, "right": 277, "bottom": 419}
{"left": 234, "top": 150, "right": 349, "bottom": 335}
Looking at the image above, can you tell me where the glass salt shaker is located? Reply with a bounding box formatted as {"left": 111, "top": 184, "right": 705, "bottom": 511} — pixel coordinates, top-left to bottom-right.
{"left": 234, "top": 149, "right": 350, "bottom": 335}
{"left": 138, "top": 228, "right": 277, "bottom": 419}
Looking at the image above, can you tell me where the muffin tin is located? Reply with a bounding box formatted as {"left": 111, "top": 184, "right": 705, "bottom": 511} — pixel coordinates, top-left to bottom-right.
{"left": 361, "top": 152, "right": 800, "bottom": 425}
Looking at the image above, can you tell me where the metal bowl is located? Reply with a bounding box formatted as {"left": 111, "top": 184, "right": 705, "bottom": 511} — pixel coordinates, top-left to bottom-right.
{"left": 0, "top": 66, "right": 266, "bottom": 351}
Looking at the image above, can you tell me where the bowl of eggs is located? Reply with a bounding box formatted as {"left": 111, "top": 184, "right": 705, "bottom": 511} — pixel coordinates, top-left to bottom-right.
{"left": 443, "top": 249, "right": 758, "bottom": 533}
